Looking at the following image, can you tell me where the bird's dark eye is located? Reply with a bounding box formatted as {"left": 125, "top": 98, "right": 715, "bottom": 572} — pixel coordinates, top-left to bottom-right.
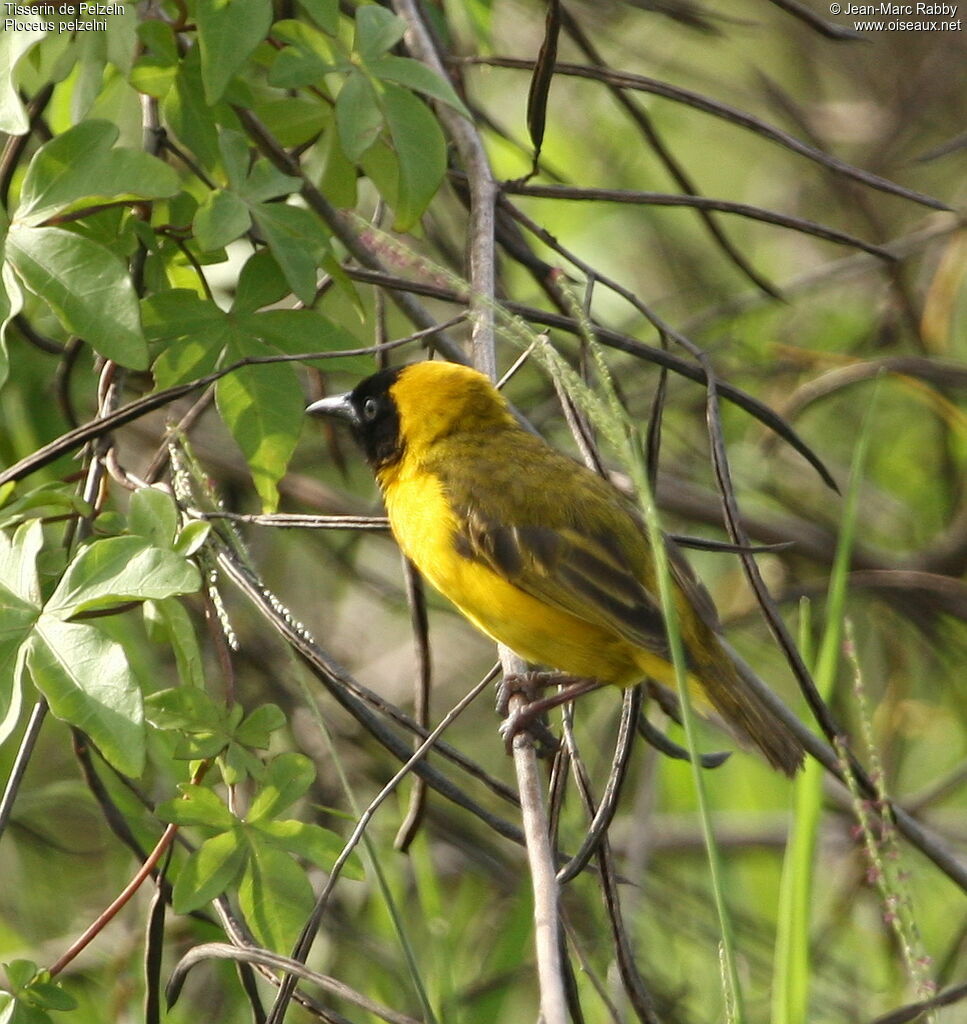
{"left": 362, "top": 397, "right": 380, "bottom": 421}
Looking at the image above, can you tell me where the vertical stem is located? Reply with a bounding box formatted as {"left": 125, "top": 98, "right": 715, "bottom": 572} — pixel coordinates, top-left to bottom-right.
{"left": 512, "top": 702, "right": 570, "bottom": 1024}
{"left": 502, "top": 647, "right": 569, "bottom": 1024}
{"left": 391, "top": 0, "right": 497, "bottom": 370}
{"left": 391, "top": 4, "right": 567, "bottom": 1019}
{"left": 0, "top": 700, "right": 48, "bottom": 843}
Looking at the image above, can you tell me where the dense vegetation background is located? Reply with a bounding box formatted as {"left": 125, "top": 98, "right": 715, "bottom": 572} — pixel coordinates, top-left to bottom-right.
{"left": 0, "top": 1, "right": 964, "bottom": 1022}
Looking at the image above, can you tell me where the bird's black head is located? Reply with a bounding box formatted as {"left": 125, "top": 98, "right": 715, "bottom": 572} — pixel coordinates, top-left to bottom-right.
{"left": 306, "top": 367, "right": 404, "bottom": 469}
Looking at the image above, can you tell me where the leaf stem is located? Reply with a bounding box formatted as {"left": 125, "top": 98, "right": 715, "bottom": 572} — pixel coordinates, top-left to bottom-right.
{"left": 48, "top": 759, "right": 210, "bottom": 977}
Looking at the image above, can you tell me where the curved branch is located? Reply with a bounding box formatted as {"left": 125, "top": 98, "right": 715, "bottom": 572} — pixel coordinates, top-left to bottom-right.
{"left": 456, "top": 56, "right": 949, "bottom": 212}
{"left": 503, "top": 181, "right": 894, "bottom": 260}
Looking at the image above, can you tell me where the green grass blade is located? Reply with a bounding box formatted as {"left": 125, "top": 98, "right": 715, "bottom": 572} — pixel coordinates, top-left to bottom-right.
{"left": 530, "top": 324, "right": 747, "bottom": 1023}
{"left": 771, "top": 381, "right": 880, "bottom": 1024}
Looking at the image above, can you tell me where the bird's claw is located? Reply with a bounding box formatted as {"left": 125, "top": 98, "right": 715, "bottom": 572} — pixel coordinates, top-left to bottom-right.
{"left": 499, "top": 704, "right": 560, "bottom": 756}
{"left": 497, "top": 672, "right": 604, "bottom": 756}
{"left": 497, "top": 671, "right": 562, "bottom": 756}
{"left": 494, "top": 670, "right": 549, "bottom": 718}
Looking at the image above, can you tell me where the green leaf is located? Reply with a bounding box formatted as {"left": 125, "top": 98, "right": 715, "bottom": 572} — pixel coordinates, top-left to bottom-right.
{"left": 129, "top": 487, "right": 180, "bottom": 549}
{"left": 173, "top": 732, "right": 231, "bottom": 761}
{"left": 163, "top": 46, "right": 220, "bottom": 172}
{"left": 368, "top": 56, "right": 470, "bottom": 118}
{"left": 143, "top": 288, "right": 230, "bottom": 388}
{"left": 0, "top": 577, "right": 38, "bottom": 643}
{"left": 220, "top": 741, "right": 266, "bottom": 785}
{"left": 3, "top": 962, "right": 77, "bottom": 1012}
{"left": 354, "top": 5, "right": 406, "bottom": 61}
{"left": 45, "top": 536, "right": 200, "bottom": 618}
{"left": 317, "top": 127, "right": 358, "bottom": 209}
{"left": 22, "top": 982, "right": 76, "bottom": 1012}
{"left": 152, "top": 337, "right": 224, "bottom": 390}
{"left": 0, "top": 486, "right": 86, "bottom": 530}
{"left": 271, "top": 18, "right": 340, "bottom": 64}
{"left": 27, "top": 618, "right": 144, "bottom": 777}
{"left": 172, "top": 828, "right": 248, "bottom": 913}
{"left": 0, "top": 581, "right": 39, "bottom": 704}
{"left": 238, "top": 161, "right": 302, "bottom": 205}
{"left": 5, "top": 225, "right": 148, "bottom": 369}
{"left": 138, "top": 19, "right": 179, "bottom": 62}
{"left": 196, "top": 0, "right": 273, "bottom": 104}
{"left": 239, "top": 308, "right": 358, "bottom": 355}
{"left": 157, "top": 783, "right": 236, "bottom": 829}
{"left": 215, "top": 354, "right": 304, "bottom": 512}
{"left": 0, "top": 14, "right": 49, "bottom": 135}
{"left": 144, "top": 686, "right": 222, "bottom": 731}
{"left": 233, "top": 703, "right": 287, "bottom": 748}
{"left": 3, "top": 960, "right": 38, "bottom": 993}
{"left": 16, "top": 121, "right": 179, "bottom": 225}
{"left": 217, "top": 130, "right": 252, "bottom": 192}
{"left": 0, "top": 597, "right": 37, "bottom": 747}
{"left": 142, "top": 599, "right": 206, "bottom": 688}
{"left": 359, "top": 139, "right": 399, "bottom": 210}
{"left": 380, "top": 84, "right": 446, "bottom": 231}
{"left": 130, "top": 56, "right": 179, "bottom": 100}
{"left": 174, "top": 520, "right": 211, "bottom": 557}
{"left": 253, "top": 819, "right": 363, "bottom": 878}
{"left": 0, "top": 639, "right": 26, "bottom": 747}
{"left": 251, "top": 203, "right": 328, "bottom": 305}
{"left": 267, "top": 46, "right": 330, "bottom": 90}
{"left": 104, "top": 5, "right": 139, "bottom": 76}
{"left": 0, "top": 520, "right": 44, "bottom": 607}
{"left": 297, "top": 0, "right": 339, "bottom": 34}
{"left": 252, "top": 98, "right": 328, "bottom": 148}
{"left": 233, "top": 250, "right": 289, "bottom": 313}
{"left": 142, "top": 288, "right": 226, "bottom": 341}
{"left": 194, "top": 189, "right": 251, "bottom": 252}
{"left": 246, "top": 752, "right": 314, "bottom": 822}
{"left": 335, "top": 71, "right": 383, "bottom": 162}
{"left": 238, "top": 840, "right": 313, "bottom": 952}
{"left": 4, "top": 997, "right": 53, "bottom": 1023}
{"left": 0, "top": 261, "right": 23, "bottom": 388}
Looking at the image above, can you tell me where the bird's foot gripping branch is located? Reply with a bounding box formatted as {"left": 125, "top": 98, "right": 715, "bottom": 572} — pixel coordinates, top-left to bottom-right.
{"left": 495, "top": 671, "right": 603, "bottom": 755}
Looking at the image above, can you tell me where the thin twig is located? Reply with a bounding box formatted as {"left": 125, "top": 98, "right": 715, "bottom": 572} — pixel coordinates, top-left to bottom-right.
{"left": 394, "top": 558, "right": 432, "bottom": 852}
{"left": 169, "top": 943, "right": 422, "bottom": 1024}
{"left": 264, "top": 663, "right": 494, "bottom": 1023}
{"left": 390, "top": 0, "right": 498, "bottom": 369}
{"left": 48, "top": 762, "right": 209, "bottom": 977}
{"left": 0, "top": 326, "right": 467, "bottom": 489}
{"left": 213, "top": 542, "right": 522, "bottom": 814}
{"left": 725, "top": 646, "right": 967, "bottom": 891}
{"left": 556, "top": 681, "right": 641, "bottom": 885}
{"left": 338, "top": 264, "right": 837, "bottom": 488}
{"left": 507, "top": 670, "right": 570, "bottom": 1024}
{"left": 867, "top": 979, "right": 967, "bottom": 1024}
{"left": 453, "top": 57, "right": 949, "bottom": 212}
{"left": 503, "top": 181, "right": 894, "bottom": 259}
{"left": 562, "top": 699, "right": 661, "bottom": 1022}
{"left": 0, "top": 702, "right": 48, "bottom": 844}
{"left": 560, "top": 6, "right": 780, "bottom": 297}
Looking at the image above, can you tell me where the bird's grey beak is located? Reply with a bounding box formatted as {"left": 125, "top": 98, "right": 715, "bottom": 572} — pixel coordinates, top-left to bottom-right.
{"left": 306, "top": 393, "right": 356, "bottom": 423}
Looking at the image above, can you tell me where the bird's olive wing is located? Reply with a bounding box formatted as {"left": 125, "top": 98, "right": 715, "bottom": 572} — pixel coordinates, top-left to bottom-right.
{"left": 456, "top": 506, "right": 671, "bottom": 658}
{"left": 664, "top": 539, "right": 722, "bottom": 633}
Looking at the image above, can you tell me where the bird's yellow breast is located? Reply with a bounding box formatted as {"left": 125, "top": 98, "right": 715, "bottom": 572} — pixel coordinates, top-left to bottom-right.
{"left": 379, "top": 461, "right": 668, "bottom": 687}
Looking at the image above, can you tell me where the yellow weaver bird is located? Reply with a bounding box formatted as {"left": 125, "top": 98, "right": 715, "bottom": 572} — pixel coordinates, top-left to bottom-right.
{"left": 308, "top": 360, "right": 804, "bottom": 775}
